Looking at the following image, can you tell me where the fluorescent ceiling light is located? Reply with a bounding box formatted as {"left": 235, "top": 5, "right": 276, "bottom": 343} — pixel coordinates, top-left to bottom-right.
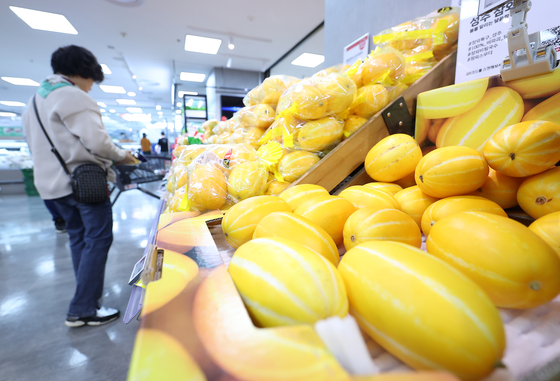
{"left": 176, "top": 110, "right": 181, "bottom": 114}
{"left": 0, "top": 101, "right": 26, "bottom": 106}
{"left": 157, "top": 111, "right": 163, "bottom": 115}
{"left": 184, "top": 35, "right": 222, "bottom": 54}
{"left": 100, "top": 108, "right": 106, "bottom": 112}
{"left": 291, "top": 53, "right": 325, "bottom": 68}
{"left": 100, "top": 64, "right": 112, "bottom": 74}
{"left": 126, "top": 107, "right": 143, "bottom": 113}
{"left": 176, "top": 102, "right": 182, "bottom": 107}
{"left": 132, "top": 74, "right": 137, "bottom": 79}
{"left": 178, "top": 91, "right": 198, "bottom": 97}
{"left": 121, "top": 113, "right": 151, "bottom": 122}
{"left": 138, "top": 87, "right": 143, "bottom": 91}
{"left": 116, "top": 99, "right": 136, "bottom": 105}
{"left": 109, "top": 109, "right": 116, "bottom": 113}
{"left": 127, "top": 92, "right": 136, "bottom": 97}
{"left": 10, "top": 7, "right": 78, "bottom": 35}
{"left": 180, "top": 72, "right": 205, "bottom": 82}
{"left": 1, "top": 77, "right": 39, "bottom": 86}
{"left": 99, "top": 85, "right": 126, "bottom": 94}
{"left": 0, "top": 112, "right": 16, "bottom": 117}
{"left": 97, "top": 102, "right": 107, "bottom": 107}
{"left": 156, "top": 105, "right": 161, "bottom": 110}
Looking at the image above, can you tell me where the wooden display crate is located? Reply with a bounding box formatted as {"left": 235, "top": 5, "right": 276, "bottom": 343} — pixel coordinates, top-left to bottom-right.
{"left": 290, "top": 50, "right": 458, "bottom": 192}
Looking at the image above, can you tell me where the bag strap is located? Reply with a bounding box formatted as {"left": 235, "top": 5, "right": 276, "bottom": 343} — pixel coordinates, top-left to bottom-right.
{"left": 32, "top": 95, "right": 72, "bottom": 177}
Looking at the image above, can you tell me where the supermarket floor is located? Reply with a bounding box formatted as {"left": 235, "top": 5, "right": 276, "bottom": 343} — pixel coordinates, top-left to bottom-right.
{"left": 0, "top": 187, "right": 161, "bottom": 381}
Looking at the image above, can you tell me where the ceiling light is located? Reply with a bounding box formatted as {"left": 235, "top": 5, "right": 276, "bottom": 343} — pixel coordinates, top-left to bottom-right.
{"left": 121, "top": 113, "right": 151, "bottom": 122}
{"left": 10, "top": 6, "right": 78, "bottom": 35}
{"left": 138, "top": 87, "right": 143, "bottom": 91}
{"left": 228, "top": 36, "right": 235, "bottom": 50}
{"left": 100, "top": 108, "right": 106, "bottom": 112}
{"left": 97, "top": 102, "right": 107, "bottom": 107}
{"left": 116, "top": 99, "right": 136, "bottom": 105}
{"left": 99, "top": 85, "right": 126, "bottom": 94}
{"left": 184, "top": 34, "right": 222, "bottom": 55}
{"left": 132, "top": 75, "right": 137, "bottom": 79}
{"left": 127, "top": 92, "right": 136, "bottom": 97}
{"left": 127, "top": 107, "right": 143, "bottom": 113}
{"left": 157, "top": 111, "right": 163, "bottom": 115}
{"left": 0, "top": 112, "right": 16, "bottom": 117}
{"left": 1, "top": 77, "right": 39, "bottom": 86}
{"left": 176, "top": 102, "right": 182, "bottom": 107}
{"left": 155, "top": 105, "right": 161, "bottom": 110}
{"left": 0, "top": 101, "right": 26, "bottom": 107}
{"left": 100, "top": 64, "right": 112, "bottom": 74}
{"left": 291, "top": 53, "right": 325, "bottom": 68}
{"left": 109, "top": 109, "right": 116, "bottom": 113}
{"left": 176, "top": 110, "right": 181, "bottom": 114}
{"left": 178, "top": 91, "right": 198, "bottom": 97}
{"left": 180, "top": 72, "right": 205, "bottom": 82}
{"left": 226, "top": 58, "right": 232, "bottom": 68}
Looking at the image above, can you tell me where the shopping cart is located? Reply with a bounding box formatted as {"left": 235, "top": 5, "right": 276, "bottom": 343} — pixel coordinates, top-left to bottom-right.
{"left": 110, "top": 155, "right": 171, "bottom": 205}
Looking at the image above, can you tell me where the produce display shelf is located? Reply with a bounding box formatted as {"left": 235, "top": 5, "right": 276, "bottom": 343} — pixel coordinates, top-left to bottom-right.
{"left": 290, "top": 50, "right": 457, "bottom": 193}
{"left": 127, "top": 208, "right": 560, "bottom": 381}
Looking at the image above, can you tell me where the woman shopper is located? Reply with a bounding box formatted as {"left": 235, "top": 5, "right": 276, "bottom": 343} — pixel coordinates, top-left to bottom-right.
{"left": 23, "top": 45, "right": 136, "bottom": 327}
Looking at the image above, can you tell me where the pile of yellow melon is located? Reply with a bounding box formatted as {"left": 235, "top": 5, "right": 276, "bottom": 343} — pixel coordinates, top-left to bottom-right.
{"left": 221, "top": 124, "right": 560, "bottom": 380}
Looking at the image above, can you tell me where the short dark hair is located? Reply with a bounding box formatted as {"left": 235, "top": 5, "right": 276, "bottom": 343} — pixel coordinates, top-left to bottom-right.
{"left": 142, "top": 133, "right": 147, "bottom": 137}
{"left": 51, "top": 45, "right": 104, "bottom": 83}
{"left": 161, "top": 132, "right": 165, "bottom": 136}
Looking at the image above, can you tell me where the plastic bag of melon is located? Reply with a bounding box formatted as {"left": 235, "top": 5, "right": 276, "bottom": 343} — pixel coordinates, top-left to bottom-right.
{"left": 243, "top": 74, "right": 300, "bottom": 107}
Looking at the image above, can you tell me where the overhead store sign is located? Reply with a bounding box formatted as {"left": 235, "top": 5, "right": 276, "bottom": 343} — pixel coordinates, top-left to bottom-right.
{"left": 454, "top": 0, "right": 560, "bottom": 83}
{"left": 343, "top": 33, "right": 369, "bottom": 66}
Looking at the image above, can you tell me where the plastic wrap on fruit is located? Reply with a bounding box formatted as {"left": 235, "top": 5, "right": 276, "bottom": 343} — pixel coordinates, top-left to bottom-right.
{"left": 259, "top": 115, "right": 304, "bottom": 147}
{"left": 237, "top": 104, "right": 276, "bottom": 129}
{"left": 373, "top": 6, "right": 460, "bottom": 60}
{"left": 176, "top": 145, "right": 207, "bottom": 167}
{"left": 243, "top": 75, "right": 300, "bottom": 107}
{"left": 312, "top": 63, "right": 350, "bottom": 78}
{"left": 361, "top": 47, "right": 407, "bottom": 86}
{"left": 165, "top": 186, "right": 186, "bottom": 213}
{"left": 278, "top": 150, "right": 320, "bottom": 182}
{"left": 202, "top": 119, "right": 219, "bottom": 132}
{"left": 276, "top": 72, "right": 357, "bottom": 121}
{"left": 211, "top": 121, "right": 225, "bottom": 135}
{"left": 343, "top": 115, "right": 369, "bottom": 140}
{"left": 227, "top": 126, "right": 264, "bottom": 150}
{"left": 295, "top": 115, "right": 345, "bottom": 153}
{"left": 348, "top": 82, "right": 390, "bottom": 119}
{"left": 385, "top": 81, "right": 409, "bottom": 101}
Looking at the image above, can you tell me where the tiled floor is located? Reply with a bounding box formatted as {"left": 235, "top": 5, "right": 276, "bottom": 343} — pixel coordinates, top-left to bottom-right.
{"left": 0, "top": 188, "right": 161, "bottom": 381}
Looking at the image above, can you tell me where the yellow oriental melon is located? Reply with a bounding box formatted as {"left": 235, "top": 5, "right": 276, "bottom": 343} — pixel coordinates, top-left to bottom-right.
{"left": 517, "top": 166, "right": 560, "bottom": 219}
{"left": 469, "top": 168, "right": 525, "bottom": 209}
{"left": 394, "top": 185, "right": 439, "bottom": 228}
{"left": 187, "top": 164, "right": 227, "bottom": 211}
{"left": 421, "top": 195, "right": 507, "bottom": 236}
{"left": 228, "top": 237, "right": 348, "bottom": 327}
{"left": 227, "top": 161, "right": 268, "bottom": 201}
{"left": 221, "top": 195, "right": 292, "bottom": 249}
{"left": 365, "top": 133, "right": 422, "bottom": 182}
{"left": 522, "top": 92, "right": 560, "bottom": 125}
{"left": 436, "top": 87, "right": 524, "bottom": 152}
{"left": 253, "top": 212, "right": 339, "bottom": 266}
{"left": 264, "top": 180, "right": 290, "bottom": 196}
{"left": 415, "top": 146, "right": 488, "bottom": 198}
{"left": 483, "top": 120, "right": 560, "bottom": 177}
{"left": 529, "top": 211, "right": 560, "bottom": 257}
{"left": 339, "top": 241, "right": 506, "bottom": 381}
{"left": 393, "top": 171, "right": 416, "bottom": 188}
{"left": 296, "top": 116, "right": 344, "bottom": 153}
{"left": 294, "top": 195, "right": 356, "bottom": 246}
{"left": 427, "top": 211, "right": 560, "bottom": 309}
{"left": 279, "top": 184, "right": 330, "bottom": 212}
{"left": 363, "top": 182, "right": 403, "bottom": 196}
{"left": 343, "top": 207, "right": 421, "bottom": 250}
{"left": 343, "top": 115, "right": 369, "bottom": 140}
{"left": 505, "top": 65, "right": 560, "bottom": 99}
{"left": 278, "top": 151, "right": 320, "bottom": 182}
{"left": 339, "top": 186, "right": 399, "bottom": 210}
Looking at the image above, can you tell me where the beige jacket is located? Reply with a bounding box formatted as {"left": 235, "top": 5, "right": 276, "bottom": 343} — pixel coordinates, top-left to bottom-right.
{"left": 23, "top": 75, "right": 127, "bottom": 200}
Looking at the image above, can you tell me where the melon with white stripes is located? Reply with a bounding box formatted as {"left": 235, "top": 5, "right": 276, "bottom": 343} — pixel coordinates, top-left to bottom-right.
{"left": 338, "top": 240, "right": 505, "bottom": 380}
{"left": 339, "top": 185, "right": 400, "bottom": 210}
{"left": 436, "top": 87, "right": 524, "bottom": 152}
{"left": 279, "top": 184, "right": 330, "bottom": 211}
{"left": 294, "top": 195, "right": 356, "bottom": 246}
{"left": 469, "top": 168, "right": 525, "bottom": 209}
{"left": 427, "top": 211, "right": 560, "bottom": 309}
{"left": 228, "top": 237, "right": 348, "bottom": 327}
{"left": 421, "top": 195, "right": 507, "bottom": 236}
{"left": 394, "top": 185, "right": 439, "bottom": 228}
{"left": 363, "top": 182, "right": 403, "bottom": 196}
{"left": 278, "top": 150, "right": 320, "bottom": 182}
{"left": 522, "top": 92, "right": 560, "bottom": 125}
{"left": 295, "top": 115, "right": 344, "bottom": 153}
{"left": 221, "top": 195, "right": 292, "bottom": 249}
{"left": 415, "top": 146, "right": 489, "bottom": 198}
{"left": 227, "top": 161, "right": 268, "bottom": 201}
{"left": 343, "top": 207, "right": 421, "bottom": 250}
{"left": 393, "top": 171, "right": 416, "bottom": 189}
{"left": 483, "top": 120, "right": 560, "bottom": 177}
{"left": 529, "top": 211, "right": 560, "bottom": 257}
{"left": 517, "top": 166, "right": 560, "bottom": 219}
{"left": 253, "top": 212, "right": 339, "bottom": 265}
{"left": 365, "top": 134, "right": 422, "bottom": 182}
{"left": 505, "top": 65, "right": 560, "bottom": 99}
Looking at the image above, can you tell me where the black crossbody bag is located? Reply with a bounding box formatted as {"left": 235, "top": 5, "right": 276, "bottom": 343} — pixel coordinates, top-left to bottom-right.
{"left": 33, "top": 95, "right": 109, "bottom": 204}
